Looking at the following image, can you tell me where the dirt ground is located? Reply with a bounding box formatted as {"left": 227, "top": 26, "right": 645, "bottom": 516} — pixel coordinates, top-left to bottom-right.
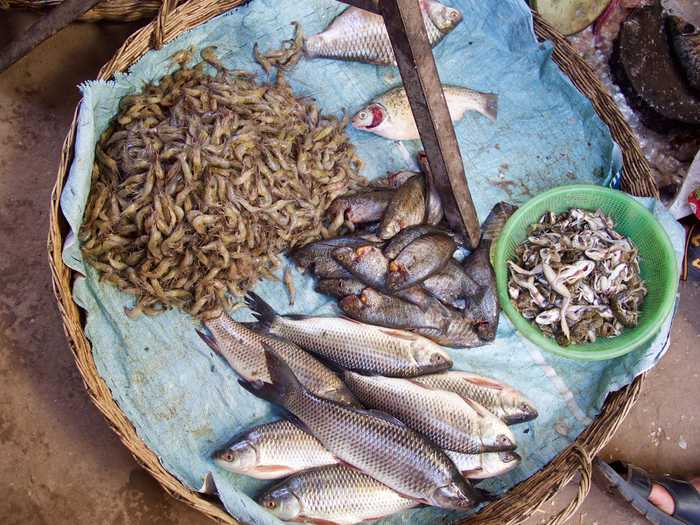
{"left": 0, "top": 11, "right": 697, "bottom": 525}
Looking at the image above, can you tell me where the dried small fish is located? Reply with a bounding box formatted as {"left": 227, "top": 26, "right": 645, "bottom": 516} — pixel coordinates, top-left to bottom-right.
{"left": 283, "top": 267, "right": 296, "bottom": 305}
{"left": 508, "top": 209, "right": 646, "bottom": 345}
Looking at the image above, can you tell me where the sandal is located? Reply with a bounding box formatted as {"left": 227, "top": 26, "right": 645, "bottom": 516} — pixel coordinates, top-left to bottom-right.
{"left": 595, "top": 459, "right": 700, "bottom": 525}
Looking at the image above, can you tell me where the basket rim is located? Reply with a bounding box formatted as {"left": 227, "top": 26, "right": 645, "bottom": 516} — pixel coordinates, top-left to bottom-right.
{"left": 47, "top": 2, "right": 652, "bottom": 525}
{"left": 494, "top": 184, "right": 679, "bottom": 361}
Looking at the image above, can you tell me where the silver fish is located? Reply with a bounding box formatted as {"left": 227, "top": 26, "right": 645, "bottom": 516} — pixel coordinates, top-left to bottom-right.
{"left": 344, "top": 372, "right": 517, "bottom": 454}
{"left": 259, "top": 464, "right": 418, "bottom": 524}
{"left": 245, "top": 350, "right": 483, "bottom": 510}
{"left": 410, "top": 371, "right": 538, "bottom": 425}
{"left": 199, "top": 315, "right": 356, "bottom": 405}
{"left": 445, "top": 450, "right": 522, "bottom": 480}
{"left": 304, "top": 1, "right": 463, "bottom": 66}
{"left": 353, "top": 85, "right": 498, "bottom": 141}
{"left": 245, "top": 292, "right": 452, "bottom": 377}
{"left": 213, "top": 420, "right": 337, "bottom": 479}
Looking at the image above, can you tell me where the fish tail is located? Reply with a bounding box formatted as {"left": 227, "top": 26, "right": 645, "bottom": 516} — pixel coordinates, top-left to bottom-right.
{"left": 239, "top": 346, "right": 304, "bottom": 406}
{"left": 302, "top": 35, "right": 321, "bottom": 58}
{"left": 483, "top": 93, "right": 498, "bottom": 122}
{"left": 244, "top": 292, "right": 278, "bottom": 331}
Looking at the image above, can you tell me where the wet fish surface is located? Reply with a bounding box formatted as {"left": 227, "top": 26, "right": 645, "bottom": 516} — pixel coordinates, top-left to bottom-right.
{"left": 200, "top": 314, "right": 356, "bottom": 405}
{"left": 445, "top": 450, "right": 522, "bottom": 480}
{"left": 316, "top": 278, "right": 367, "bottom": 298}
{"left": 304, "top": 1, "right": 463, "bottom": 66}
{"left": 387, "top": 232, "right": 456, "bottom": 291}
{"left": 462, "top": 244, "right": 500, "bottom": 341}
{"left": 327, "top": 190, "right": 395, "bottom": 226}
{"left": 422, "top": 260, "right": 481, "bottom": 311}
{"left": 379, "top": 175, "right": 426, "bottom": 239}
{"left": 411, "top": 371, "right": 538, "bottom": 425}
{"left": 213, "top": 420, "right": 337, "bottom": 479}
{"left": 291, "top": 236, "right": 378, "bottom": 272}
{"left": 353, "top": 85, "right": 498, "bottom": 141}
{"left": 383, "top": 224, "right": 448, "bottom": 259}
{"left": 333, "top": 245, "right": 389, "bottom": 290}
{"left": 344, "top": 372, "right": 517, "bottom": 454}
{"left": 259, "top": 464, "right": 419, "bottom": 524}
{"left": 246, "top": 292, "right": 453, "bottom": 377}
{"left": 244, "top": 350, "right": 483, "bottom": 510}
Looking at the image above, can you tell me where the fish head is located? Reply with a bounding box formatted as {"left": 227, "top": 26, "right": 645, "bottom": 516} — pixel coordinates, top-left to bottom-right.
{"left": 213, "top": 439, "right": 259, "bottom": 473}
{"left": 500, "top": 393, "right": 539, "bottom": 425}
{"left": 259, "top": 487, "right": 301, "bottom": 521}
{"left": 411, "top": 340, "right": 453, "bottom": 373}
{"left": 351, "top": 103, "right": 386, "bottom": 131}
{"left": 425, "top": 0, "right": 463, "bottom": 31}
{"left": 481, "top": 423, "right": 517, "bottom": 452}
{"left": 483, "top": 451, "right": 522, "bottom": 477}
{"left": 386, "top": 261, "right": 408, "bottom": 290}
{"left": 339, "top": 293, "right": 366, "bottom": 316}
{"left": 431, "top": 480, "right": 478, "bottom": 510}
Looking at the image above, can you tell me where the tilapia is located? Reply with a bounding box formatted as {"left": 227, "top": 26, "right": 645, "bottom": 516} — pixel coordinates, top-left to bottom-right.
{"left": 327, "top": 190, "right": 395, "bottom": 226}
{"left": 446, "top": 450, "right": 522, "bottom": 480}
{"left": 668, "top": 16, "right": 700, "bottom": 91}
{"left": 314, "top": 258, "right": 355, "bottom": 279}
{"left": 245, "top": 292, "right": 452, "bottom": 377}
{"left": 353, "top": 85, "right": 498, "bottom": 141}
{"left": 291, "top": 236, "right": 379, "bottom": 271}
{"left": 462, "top": 244, "right": 500, "bottom": 341}
{"left": 370, "top": 170, "right": 420, "bottom": 189}
{"left": 344, "top": 372, "right": 516, "bottom": 454}
{"left": 259, "top": 464, "right": 418, "bottom": 524}
{"left": 411, "top": 371, "right": 538, "bottom": 425}
{"left": 421, "top": 314, "right": 483, "bottom": 349}
{"left": 245, "top": 350, "right": 483, "bottom": 510}
{"left": 387, "top": 232, "right": 456, "bottom": 291}
{"left": 379, "top": 174, "right": 426, "bottom": 239}
{"left": 200, "top": 314, "right": 357, "bottom": 405}
{"left": 422, "top": 260, "right": 481, "bottom": 311}
{"left": 420, "top": 153, "right": 445, "bottom": 225}
{"left": 213, "top": 420, "right": 337, "bottom": 479}
{"left": 333, "top": 245, "right": 389, "bottom": 290}
{"left": 481, "top": 201, "right": 518, "bottom": 243}
{"left": 384, "top": 224, "right": 449, "bottom": 259}
{"left": 304, "top": 1, "right": 463, "bottom": 66}
{"left": 316, "top": 278, "right": 367, "bottom": 299}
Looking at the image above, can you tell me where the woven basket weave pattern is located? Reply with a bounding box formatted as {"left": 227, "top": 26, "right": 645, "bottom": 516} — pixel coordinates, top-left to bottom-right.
{"left": 47, "top": 1, "right": 653, "bottom": 524}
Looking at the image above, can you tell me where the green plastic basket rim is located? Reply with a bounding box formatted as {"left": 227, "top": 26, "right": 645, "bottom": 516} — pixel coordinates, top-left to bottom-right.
{"left": 493, "top": 184, "right": 679, "bottom": 361}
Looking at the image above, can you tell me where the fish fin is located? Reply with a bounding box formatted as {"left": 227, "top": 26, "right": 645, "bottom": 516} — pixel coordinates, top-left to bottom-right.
{"left": 375, "top": 327, "right": 419, "bottom": 341}
{"left": 238, "top": 346, "right": 304, "bottom": 406}
{"left": 244, "top": 292, "right": 278, "bottom": 329}
{"left": 306, "top": 518, "right": 344, "bottom": 525}
{"left": 239, "top": 321, "right": 260, "bottom": 330}
{"left": 365, "top": 408, "right": 409, "bottom": 428}
{"left": 481, "top": 202, "right": 518, "bottom": 242}
{"left": 285, "top": 412, "right": 314, "bottom": 435}
{"left": 199, "top": 472, "right": 218, "bottom": 495}
{"left": 253, "top": 465, "right": 294, "bottom": 475}
{"left": 482, "top": 93, "right": 498, "bottom": 122}
{"left": 285, "top": 313, "right": 315, "bottom": 320}
{"left": 462, "top": 397, "right": 490, "bottom": 418}
{"left": 460, "top": 467, "right": 484, "bottom": 479}
{"left": 462, "top": 376, "right": 505, "bottom": 391}
{"left": 196, "top": 328, "right": 219, "bottom": 353}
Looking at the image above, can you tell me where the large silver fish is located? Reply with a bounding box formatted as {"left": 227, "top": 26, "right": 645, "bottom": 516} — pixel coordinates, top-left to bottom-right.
{"left": 353, "top": 85, "right": 498, "bottom": 141}
{"left": 304, "top": 1, "right": 463, "bottom": 66}
{"left": 244, "top": 350, "right": 483, "bottom": 510}
{"left": 199, "top": 314, "right": 357, "bottom": 405}
{"left": 259, "top": 465, "right": 418, "bottom": 524}
{"left": 245, "top": 292, "right": 452, "bottom": 377}
{"left": 344, "top": 372, "right": 517, "bottom": 454}
{"left": 213, "top": 420, "right": 337, "bottom": 479}
{"left": 446, "top": 450, "right": 522, "bottom": 480}
{"left": 411, "top": 371, "right": 538, "bottom": 425}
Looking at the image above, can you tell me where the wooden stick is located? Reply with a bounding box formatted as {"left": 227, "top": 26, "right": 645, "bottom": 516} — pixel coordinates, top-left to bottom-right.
{"left": 0, "top": 0, "right": 103, "bottom": 73}
{"left": 378, "top": 0, "right": 481, "bottom": 247}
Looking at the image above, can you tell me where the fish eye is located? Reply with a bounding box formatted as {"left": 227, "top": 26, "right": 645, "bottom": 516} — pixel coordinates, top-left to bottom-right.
{"left": 222, "top": 451, "right": 234, "bottom": 461}
{"left": 359, "top": 111, "right": 368, "bottom": 120}
{"left": 521, "top": 402, "right": 530, "bottom": 411}
{"left": 449, "top": 10, "right": 459, "bottom": 19}
{"left": 430, "top": 353, "right": 446, "bottom": 364}
{"left": 263, "top": 500, "right": 276, "bottom": 509}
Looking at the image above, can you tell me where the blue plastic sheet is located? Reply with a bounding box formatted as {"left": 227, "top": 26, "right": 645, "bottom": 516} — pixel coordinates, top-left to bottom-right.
{"left": 60, "top": 1, "right": 685, "bottom": 523}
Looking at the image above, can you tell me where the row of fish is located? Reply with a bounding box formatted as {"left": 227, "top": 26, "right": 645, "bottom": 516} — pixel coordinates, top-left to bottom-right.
{"left": 295, "top": 178, "right": 516, "bottom": 347}
{"left": 197, "top": 300, "right": 537, "bottom": 523}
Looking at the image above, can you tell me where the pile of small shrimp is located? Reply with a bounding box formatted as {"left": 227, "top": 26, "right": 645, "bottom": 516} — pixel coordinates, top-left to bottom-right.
{"left": 79, "top": 47, "right": 365, "bottom": 320}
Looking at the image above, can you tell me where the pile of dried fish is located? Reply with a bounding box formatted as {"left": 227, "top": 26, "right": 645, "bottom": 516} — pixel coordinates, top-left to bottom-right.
{"left": 508, "top": 208, "right": 647, "bottom": 345}
{"left": 197, "top": 299, "right": 537, "bottom": 524}
{"left": 79, "top": 47, "right": 365, "bottom": 320}
{"left": 293, "top": 168, "right": 512, "bottom": 348}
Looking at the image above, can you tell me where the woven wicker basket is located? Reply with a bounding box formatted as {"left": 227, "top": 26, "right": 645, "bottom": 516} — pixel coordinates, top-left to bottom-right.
{"left": 1, "top": 0, "right": 164, "bottom": 22}
{"left": 48, "top": 1, "right": 657, "bottom": 523}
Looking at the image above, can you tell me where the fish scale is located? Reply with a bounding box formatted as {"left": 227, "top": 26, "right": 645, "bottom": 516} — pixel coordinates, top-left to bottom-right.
{"left": 259, "top": 465, "right": 418, "bottom": 524}
{"left": 344, "top": 373, "right": 516, "bottom": 454}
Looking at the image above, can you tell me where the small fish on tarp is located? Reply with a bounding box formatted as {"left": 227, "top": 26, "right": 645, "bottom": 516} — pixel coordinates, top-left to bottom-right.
{"left": 422, "top": 260, "right": 481, "bottom": 311}
{"left": 379, "top": 174, "right": 426, "bottom": 239}
{"left": 327, "top": 189, "right": 395, "bottom": 226}
{"left": 386, "top": 232, "right": 456, "bottom": 291}
{"left": 213, "top": 420, "right": 337, "bottom": 479}
{"left": 333, "top": 245, "right": 389, "bottom": 290}
{"left": 245, "top": 292, "right": 452, "bottom": 377}
{"left": 291, "top": 235, "right": 380, "bottom": 272}
{"left": 411, "top": 371, "right": 539, "bottom": 425}
{"left": 418, "top": 152, "right": 445, "bottom": 225}
{"left": 199, "top": 314, "right": 357, "bottom": 405}
{"left": 383, "top": 224, "right": 450, "bottom": 260}
{"left": 316, "top": 278, "right": 367, "bottom": 298}
{"left": 462, "top": 244, "right": 500, "bottom": 342}
{"left": 352, "top": 85, "right": 498, "bottom": 141}
{"left": 344, "top": 372, "right": 517, "bottom": 454}
{"left": 242, "top": 350, "right": 481, "bottom": 510}
{"left": 303, "top": 1, "right": 463, "bottom": 66}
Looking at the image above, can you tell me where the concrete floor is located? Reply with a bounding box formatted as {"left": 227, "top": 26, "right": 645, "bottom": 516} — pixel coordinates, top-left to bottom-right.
{"left": 0, "top": 11, "right": 697, "bottom": 525}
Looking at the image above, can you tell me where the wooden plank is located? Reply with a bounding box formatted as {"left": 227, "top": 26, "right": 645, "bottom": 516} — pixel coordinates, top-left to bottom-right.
{"left": 0, "top": 0, "right": 103, "bottom": 73}
{"left": 337, "top": 0, "right": 381, "bottom": 14}
{"left": 337, "top": 0, "right": 481, "bottom": 247}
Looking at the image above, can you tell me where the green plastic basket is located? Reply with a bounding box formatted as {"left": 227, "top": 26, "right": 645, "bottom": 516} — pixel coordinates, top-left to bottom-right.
{"left": 493, "top": 184, "right": 679, "bottom": 361}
